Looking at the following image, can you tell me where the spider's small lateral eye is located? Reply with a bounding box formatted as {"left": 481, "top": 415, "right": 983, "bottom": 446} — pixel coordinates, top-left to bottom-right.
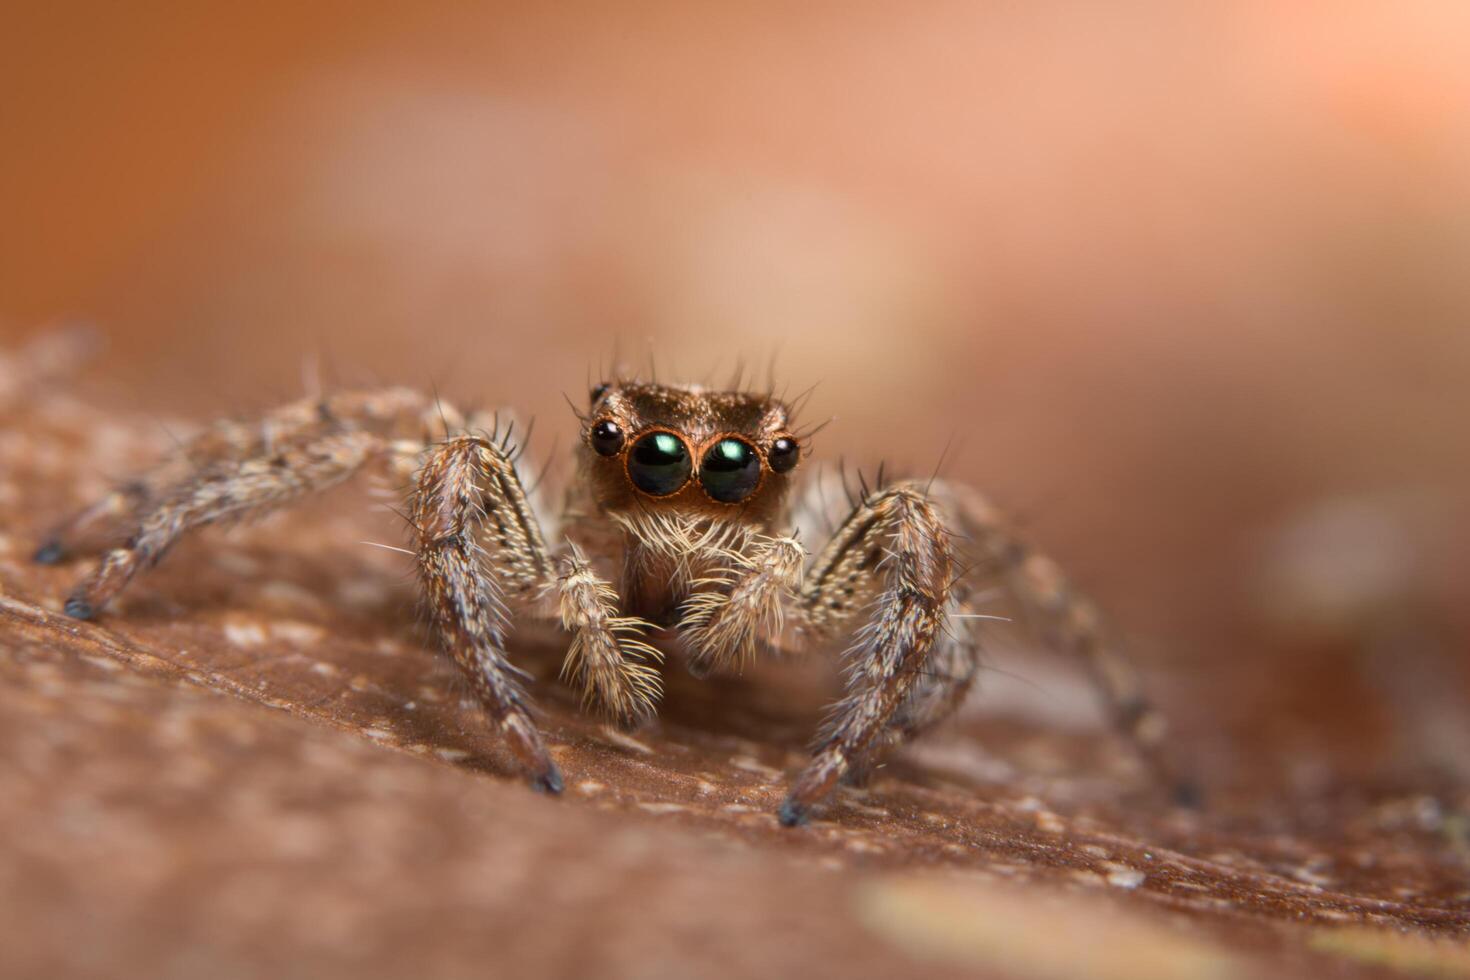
{"left": 590, "top": 419, "right": 625, "bottom": 456}
{"left": 768, "top": 436, "right": 799, "bottom": 473}
{"left": 589, "top": 383, "right": 610, "bottom": 405}
{"left": 700, "top": 437, "right": 761, "bottom": 503}
{"left": 628, "top": 431, "right": 691, "bottom": 496}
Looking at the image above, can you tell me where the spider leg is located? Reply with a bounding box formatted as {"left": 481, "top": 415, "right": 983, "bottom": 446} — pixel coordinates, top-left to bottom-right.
{"left": 780, "top": 482, "right": 955, "bottom": 825}
{"left": 54, "top": 388, "right": 448, "bottom": 618}
{"left": 33, "top": 478, "right": 154, "bottom": 564}
{"left": 555, "top": 545, "right": 664, "bottom": 723}
{"left": 411, "top": 435, "right": 562, "bottom": 792}
{"left": 63, "top": 430, "right": 382, "bottom": 619}
{"left": 677, "top": 533, "right": 805, "bottom": 676}
{"left": 39, "top": 387, "right": 447, "bottom": 566}
{"left": 840, "top": 597, "right": 981, "bottom": 787}
{"left": 931, "top": 480, "right": 1183, "bottom": 797}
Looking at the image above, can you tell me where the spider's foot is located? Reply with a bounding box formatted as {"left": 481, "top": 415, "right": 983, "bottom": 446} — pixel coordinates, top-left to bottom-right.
{"left": 777, "top": 796, "right": 810, "bottom": 828}
{"left": 529, "top": 762, "right": 565, "bottom": 795}
{"left": 32, "top": 539, "right": 65, "bottom": 564}
{"left": 63, "top": 594, "right": 96, "bottom": 620}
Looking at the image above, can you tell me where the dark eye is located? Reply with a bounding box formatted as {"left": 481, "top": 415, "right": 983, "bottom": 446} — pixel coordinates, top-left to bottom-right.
{"left": 700, "top": 438, "right": 761, "bottom": 503}
{"left": 768, "top": 436, "right": 799, "bottom": 473}
{"left": 628, "top": 431, "right": 691, "bottom": 495}
{"left": 590, "top": 419, "right": 625, "bottom": 456}
{"left": 590, "top": 383, "right": 610, "bottom": 405}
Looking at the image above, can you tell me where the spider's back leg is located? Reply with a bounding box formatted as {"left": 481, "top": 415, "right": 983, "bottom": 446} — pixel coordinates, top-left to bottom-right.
{"left": 930, "top": 480, "right": 1186, "bottom": 799}
{"left": 50, "top": 388, "right": 445, "bottom": 618}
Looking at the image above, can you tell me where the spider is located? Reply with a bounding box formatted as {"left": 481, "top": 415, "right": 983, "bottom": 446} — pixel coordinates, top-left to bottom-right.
{"left": 35, "top": 376, "right": 1171, "bottom": 825}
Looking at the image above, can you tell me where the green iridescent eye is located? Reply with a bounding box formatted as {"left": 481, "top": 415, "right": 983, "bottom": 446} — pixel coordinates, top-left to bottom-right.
{"left": 699, "top": 438, "right": 761, "bottom": 503}
{"left": 628, "top": 431, "right": 691, "bottom": 496}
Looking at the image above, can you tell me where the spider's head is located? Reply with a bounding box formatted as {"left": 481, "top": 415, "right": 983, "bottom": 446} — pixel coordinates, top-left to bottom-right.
{"left": 576, "top": 380, "right": 803, "bottom": 525}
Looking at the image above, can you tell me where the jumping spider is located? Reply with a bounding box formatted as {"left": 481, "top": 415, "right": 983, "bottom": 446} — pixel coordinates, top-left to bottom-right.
{"left": 37, "top": 378, "right": 1170, "bottom": 824}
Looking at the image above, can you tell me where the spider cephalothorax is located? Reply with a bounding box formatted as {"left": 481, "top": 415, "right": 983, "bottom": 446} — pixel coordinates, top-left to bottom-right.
{"left": 579, "top": 381, "right": 799, "bottom": 524}
{"left": 37, "top": 375, "right": 1170, "bottom": 825}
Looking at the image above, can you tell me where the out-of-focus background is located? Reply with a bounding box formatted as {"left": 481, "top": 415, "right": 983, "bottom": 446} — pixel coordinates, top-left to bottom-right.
{"left": 6, "top": 1, "right": 1469, "bottom": 787}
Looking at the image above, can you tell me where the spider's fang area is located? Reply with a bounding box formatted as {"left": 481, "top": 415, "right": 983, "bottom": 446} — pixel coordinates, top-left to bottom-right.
{"left": 63, "top": 595, "right": 95, "bottom": 620}
{"left": 32, "top": 539, "right": 65, "bottom": 564}
{"left": 777, "top": 797, "right": 810, "bottom": 827}
{"left": 530, "top": 764, "right": 565, "bottom": 795}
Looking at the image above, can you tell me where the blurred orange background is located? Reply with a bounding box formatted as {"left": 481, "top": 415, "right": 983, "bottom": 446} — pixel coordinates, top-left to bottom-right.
{"left": 4, "top": 2, "right": 1469, "bottom": 787}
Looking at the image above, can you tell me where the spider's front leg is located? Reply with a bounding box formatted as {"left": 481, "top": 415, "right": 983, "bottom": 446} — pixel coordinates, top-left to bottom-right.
{"left": 410, "top": 435, "right": 566, "bottom": 790}
{"left": 412, "top": 436, "right": 662, "bottom": 790}
{"left": 779, "top": 483, "right": 957, "bottom": 826}
{"left": 677, "top": 531, "right": 806, "bottom": 676}
{"left": 554, "top": 546, "right": 664, "bottom": 724}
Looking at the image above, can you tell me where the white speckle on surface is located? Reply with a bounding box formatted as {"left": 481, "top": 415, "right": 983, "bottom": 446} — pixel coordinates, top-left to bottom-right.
{"left": 310, "top": 661, "right": 340, "bottom": 677}
{"left": 843, "top": 801, "right": 890, "bottom": 820}
{"left": 259, "top": 580, "right": 326, "bottom": 611}
{"left": 337, "top": 577, "right": 389, "bottom": 608}
{"left": 1103, "top": 864, "right": 1146, "bottom": 889}
{"left": 212, "top": 551, "right": 262, "bottom": 577}
{"left": 729, "top": 755, "right": 782, "bottom": 780}
{"left": 435, "top": 748, "right": 470, "bottom": 763}
{"left": 1034, "top": 811, "right": 1065, "bottom": 834}
{"left": 273, "top": 621, "right": 326, "bottom": 646}
{"left": 637, "top": 801, "right": 687, "bottom": 815}
{"left": 1290, "top": 867, "right": 1331, "bottom": 889}
{"left": 597, "top": 726, "right": 654, "bottom": 755}
{"left": 1314, "top": 908, "right": 1359, "bottom": 921}
{"left": 223, "top": 621, "right": 268, "bottom": 648}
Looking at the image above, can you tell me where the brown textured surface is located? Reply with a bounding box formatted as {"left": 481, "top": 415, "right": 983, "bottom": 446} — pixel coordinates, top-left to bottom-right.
{"left": 1, "top": 371, "right": 1468, "bottom": 979}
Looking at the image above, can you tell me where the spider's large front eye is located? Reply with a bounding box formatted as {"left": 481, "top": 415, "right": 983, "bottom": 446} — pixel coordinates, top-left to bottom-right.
{"left": 628, "top": 431, "right": 691, "bottom": 496}
{"left": 700, "top": 437, "right": 761, "bottom": 503}
{"left": 591, "top": 419, "right": 625, "bottom": 457}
